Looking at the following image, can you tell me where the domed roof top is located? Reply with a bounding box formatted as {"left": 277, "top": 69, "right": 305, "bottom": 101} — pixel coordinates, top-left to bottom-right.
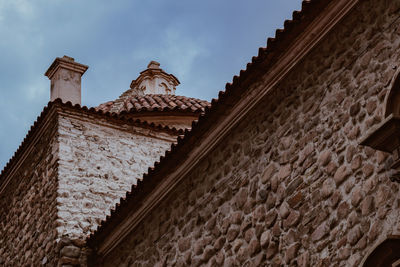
{"left": 97, "top": 61, "right": 209, "bottom": 114}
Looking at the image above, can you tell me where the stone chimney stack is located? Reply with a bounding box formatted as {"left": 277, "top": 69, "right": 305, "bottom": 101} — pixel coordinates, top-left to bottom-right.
{"left": 45, "top": 56, "right": 88, "bottom": 105}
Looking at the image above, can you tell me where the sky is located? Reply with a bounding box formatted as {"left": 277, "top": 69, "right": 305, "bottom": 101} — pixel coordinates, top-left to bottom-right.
{"left": 0, "top": 0, "right": 302, "bottom": 170}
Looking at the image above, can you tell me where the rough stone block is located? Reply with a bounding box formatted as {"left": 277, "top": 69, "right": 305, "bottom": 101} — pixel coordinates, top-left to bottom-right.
{"left": 262, "top": 164, "right": 277, "bottom": 184}
{"left": 311, "top": 222, "right": 328, "bottom": 241}
{"left": 285, "top": 242, "right": 300, "bottom": 263}
{"left": 286, "top": 177, "right": 304, "bottom": 196}
{"left": 347, "top": 226, "right": 363, "bottom": 246}
{"left": 260, "top": 230, "right": 271, "bottom": 248}
{"left": 318, "top": 150, "right": 331, "bottom": 166}
{"left": 351, "top": 186, "right": 363, "bottom": 207}
{"left": 248, "top": 239, "right": 261, "bottom": 256}
{"left": 60, "top": 246, "right": 81, "bottom": 258}
{"left": 361, "top": 196, "right": 374, "bottom": 216}
{"left": 337, "top": 202, "right": 350, "bottom": 219}
{"left": 266, "top": 241, "right": 278, "bottom": 260}
{"left": 279, "top": 202, "right": 290, "bottom": 219}
{"left": 283, "top": 210, "right": 301, "bottom": 228}
{"left": 265, "top": 210, "right": 277, "bottom": 228}
{"left": 333, "top": 166, "right": 350, "bottom": 186}
{"left": 226, "top": 226, "right": 240, "bottom": 242}
{"left": 321, "top": 179, "right": 334, "bottom": 199}
{"left": 178, "top": 237, "right": 191, "bottom": 252}
{"left": 278, "top": 164, "right": 292, "bottom": 179}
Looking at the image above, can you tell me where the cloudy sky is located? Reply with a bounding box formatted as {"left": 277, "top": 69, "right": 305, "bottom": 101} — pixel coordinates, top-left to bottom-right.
{"left": 0, "top": 0, "right": 302, "bottom": 169}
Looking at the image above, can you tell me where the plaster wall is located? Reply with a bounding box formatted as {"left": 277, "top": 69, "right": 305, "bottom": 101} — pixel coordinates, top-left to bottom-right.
{"left": 100, "top": 0, "right": 400, "bottom": 266}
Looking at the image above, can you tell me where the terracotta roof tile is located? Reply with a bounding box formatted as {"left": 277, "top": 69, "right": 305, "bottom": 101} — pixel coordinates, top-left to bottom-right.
{"left": 97, "top": 94, "right": 210, "bottom": 114}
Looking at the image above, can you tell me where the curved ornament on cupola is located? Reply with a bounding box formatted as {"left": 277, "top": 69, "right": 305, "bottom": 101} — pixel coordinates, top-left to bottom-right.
{"left": 361, "top": 72, "right": 400, "bottom": 182}
{"left": 128, "top": 61, "right": 180, "bottom": 96}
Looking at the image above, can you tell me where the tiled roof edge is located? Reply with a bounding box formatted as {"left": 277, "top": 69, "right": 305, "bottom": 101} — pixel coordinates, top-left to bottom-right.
{"left": 97, "top": 94, "right": 211, "bottom": 115}
{"left": 119, "top": 106, "right": 205, "bottom": 116}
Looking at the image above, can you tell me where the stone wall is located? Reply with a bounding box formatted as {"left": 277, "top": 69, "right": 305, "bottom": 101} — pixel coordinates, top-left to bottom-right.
{"left": 99, "top": 0, "right": 400, "bottom": 266}
{"left": 56, "top": 110, "right": 176, "bottom": 239}
{"left": 0, "top": 115, "right": 59, "bottom": 266}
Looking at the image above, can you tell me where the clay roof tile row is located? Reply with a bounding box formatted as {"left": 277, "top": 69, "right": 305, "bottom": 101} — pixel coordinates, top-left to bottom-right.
{"left": 97, "top": 94, "right": 210, "bottom": 114}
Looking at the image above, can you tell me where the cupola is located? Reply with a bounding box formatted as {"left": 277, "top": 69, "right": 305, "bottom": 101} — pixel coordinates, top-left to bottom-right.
{"left": 128, "top": 61, "right": 180, "bottom": 96}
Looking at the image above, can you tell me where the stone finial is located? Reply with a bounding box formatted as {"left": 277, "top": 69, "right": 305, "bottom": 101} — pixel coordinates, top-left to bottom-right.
{"left": 129, "top": 61, "right": 180, "bottom": 96}
{"left": 147, "top": 61, "right": 160, "bottom": 69}
{"left": 45, "top": 56, "right": 88, "bottom": 105}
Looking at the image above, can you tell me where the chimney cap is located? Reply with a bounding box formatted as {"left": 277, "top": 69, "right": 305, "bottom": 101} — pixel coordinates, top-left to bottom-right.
{"left": 44, "top": 55, "right": 88, "bottom": 79}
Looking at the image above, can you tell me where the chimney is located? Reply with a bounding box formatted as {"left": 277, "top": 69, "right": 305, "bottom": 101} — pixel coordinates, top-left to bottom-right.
{"left": 45, "top": 56, "right": 88, "bottom": 105}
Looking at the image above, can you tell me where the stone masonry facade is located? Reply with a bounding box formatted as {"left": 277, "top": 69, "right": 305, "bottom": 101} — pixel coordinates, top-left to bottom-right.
{"left": 99, "top": 0, "right": 400, "bottom": 266}
{"left": 0, "top": 114, "right": 59, "bottom": 266}
{"left": 56, "top": 109, "right": 176, "bottom": 239}
{"left": 0, "top": 105, "right": 178, "bottom": 266}
{"left": 55, "top": 108, "right": 177, "bottom": 266}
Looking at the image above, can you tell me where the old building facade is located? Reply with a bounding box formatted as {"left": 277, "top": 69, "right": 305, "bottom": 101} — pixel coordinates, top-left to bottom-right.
{"left": 0, "top": 57, "right": 209, "bottom": 265}
{"left": 2, "top": 0, "right": 400, "bottom": 266}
